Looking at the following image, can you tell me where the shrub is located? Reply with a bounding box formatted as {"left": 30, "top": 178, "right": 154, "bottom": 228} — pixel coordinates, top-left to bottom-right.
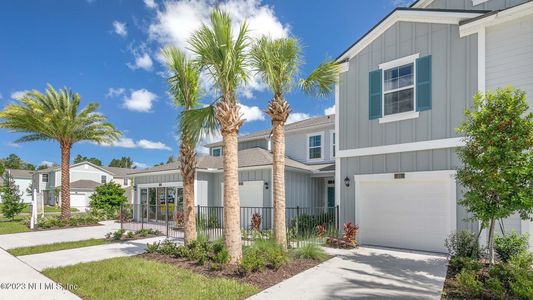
{"left": 126, "top": 231, "right": 134, "bottom": 239}
{"left": 250, "top": 212, "right": 261, "bottom": 231}
{"left": 455, "top": 269, "right": 483, "bottom": 298}
{"left": 292, "top": 243, "right": 328, "bottom": 261}
{"left": 445, "top": 231, "right": 482, "bottom": 258}
{"left": 486, "top": 277, "right": 505, "bottom": 300}
{"left": 316, "top": 224, "right": 327, "bottom": 238}
{"left": 175, "top": 211, "right": 184, "bottom": 227}
{"left": 343, "top": 222, "right": 359, "bottom": 246}
{"left": 448, "top": 256, "right": 483, "bottom": 274}
{"left": 489, "top": 252, "right": 533, "bottom": 299}
{"left": 146, "top": 242, "right": 159, "bottom": 253}
{"left": 239, "top": 240, "right": 287, "bottom": 274}
{"left": 495, "top": 232, "right": 529, "bottom": 263}
{"left": 89, "top": 182, "right": 127, "bottom": 218}
{"left": 289, "top": 212, "right": 335, "bottom": 237}
{"left": 0, "top": 172, "right": 26, "bottom": 220}
{"left": 158, "top": 240, "right": 179, "bottom": 256}
{"left": 112, "top": 229, "right": 125, "bottom": 240}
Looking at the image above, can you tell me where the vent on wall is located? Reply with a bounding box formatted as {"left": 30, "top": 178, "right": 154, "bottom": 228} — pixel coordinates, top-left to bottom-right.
{"left": 394, "top": 173, "right": 405, "bottom": 179}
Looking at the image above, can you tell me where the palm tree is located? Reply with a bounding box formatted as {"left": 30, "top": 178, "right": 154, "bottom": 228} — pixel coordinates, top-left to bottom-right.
{"left": 250, "top": 37, "right": 339, "bottom": 250}
{"left": 189, "top": 9, "right": 249, "bottom": 263}
{"left": 0, "top": 85, "right": 121, "bottom": 219}
{"left": 162, "top": 46, "right": 217, "bottom": 244}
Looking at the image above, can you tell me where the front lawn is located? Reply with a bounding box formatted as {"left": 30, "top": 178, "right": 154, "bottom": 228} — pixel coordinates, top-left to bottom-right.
{"left": 43, "top": 256, "right": 258, "bottom": 300}
{"left": 8, "top": 238, "right": 108, "bottom": 256}
{"left": 0, "top": 216, "right": 30, "bottom": 235}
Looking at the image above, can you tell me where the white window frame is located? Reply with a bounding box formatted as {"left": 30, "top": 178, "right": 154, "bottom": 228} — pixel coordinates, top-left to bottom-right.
{"left": 330, "top": 130, "right": 336, "bottom": 160}
{"left": 378, "top": 53, "right": 420, "bottom": 124}
{"left": 101, "top": 175, "right": 107, "bottom": 184}
{"left": 211, "top": 147, "right": 222, "bottom": 157}
{"left": 307, "top": 132, "right": 324, "bottom": 162}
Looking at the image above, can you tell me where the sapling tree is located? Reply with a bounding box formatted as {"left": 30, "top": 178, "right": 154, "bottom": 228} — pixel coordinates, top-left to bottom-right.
{"left": 1, "top": 172, "right": 26, "bottom": 220}
{"left": 456, "top": 87, "right": 533, "bottom": 264}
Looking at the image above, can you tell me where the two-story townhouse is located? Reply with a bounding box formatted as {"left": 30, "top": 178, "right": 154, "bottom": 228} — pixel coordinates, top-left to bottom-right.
{"left": 335, "top": 0, "right": 533, "bottom": 253}
{"left": 33, "top": 161, "right": 134, "bottom": 210}
{"left": 128, "top": 115, "right": 337, "bottom": 224}
{"left": 0, "top": 169, "right": 33, "bottom": 203}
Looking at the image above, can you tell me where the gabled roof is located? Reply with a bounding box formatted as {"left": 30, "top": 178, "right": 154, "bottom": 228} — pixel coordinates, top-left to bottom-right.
{"left": 35, "top": 161, "right": 133, "bottom": 177}
{"left": 205, "top": 114, "right": 335, "bottom": 148}
{"left": 128, "top": 147, "right": 317, "bottom": 176}
{"left": 335, "top": 8, "right": 487, "bottom": 62}
{"left": 70, "top": 180, "right": 101, "bottom": 190}
{"left": 5, "top": 169, "right": 33, "bottom": 179}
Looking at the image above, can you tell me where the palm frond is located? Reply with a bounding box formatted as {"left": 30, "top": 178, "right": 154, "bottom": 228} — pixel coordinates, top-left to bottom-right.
{"left": 162, "top": 46, "right": 202, "bottom": 109}
{"left": 300, "top": 60, "right": 340, "bottom": 98}
{"left": 180, "top": 105, "right": 218, "bottom": 146}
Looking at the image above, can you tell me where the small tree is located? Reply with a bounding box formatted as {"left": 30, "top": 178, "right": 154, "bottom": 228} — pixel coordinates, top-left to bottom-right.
{"left": 1, "top": 172, "right": 26, "bottom": 220}
{"left": 456, "top": 87, "right": 533, "bottom": 264}
{"left": 89, "top": 182, "right": 127, "bottom": 217}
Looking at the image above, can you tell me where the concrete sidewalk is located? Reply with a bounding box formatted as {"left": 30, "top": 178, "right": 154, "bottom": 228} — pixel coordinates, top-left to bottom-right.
{"left": 0, "top": 221, "right": 120, "bottom": 250}
{"left": 250, "top": 247, "right": 448, "bottom": 300}
{"left": 0, "top": 248, "right": 80, "bottom": 300}
{"left": 19, "top": 236, "right": 181, "bottom": 271}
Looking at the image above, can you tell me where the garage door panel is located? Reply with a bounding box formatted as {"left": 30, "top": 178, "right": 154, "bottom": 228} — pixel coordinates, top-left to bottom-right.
{"left": 358, "top": 179, "right": 452, "bottom": 253}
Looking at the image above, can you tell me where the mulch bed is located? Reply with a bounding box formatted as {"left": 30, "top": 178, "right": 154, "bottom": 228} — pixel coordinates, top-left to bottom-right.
{"left": 140, "top": 252, "right": 325, "bottom": 290}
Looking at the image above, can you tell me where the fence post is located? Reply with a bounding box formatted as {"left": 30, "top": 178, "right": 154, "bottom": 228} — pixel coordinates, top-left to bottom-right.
{"left": 336, "top": 205, "right": 340, "bottom": 237}
{"left": 197, "top": 205, "right": 200, "bottom": 237}
{"left": 165, "top": 200, "right": 169, "bottom": 238}
{"left": 296, "top": 206, "right": 300, "bottom": 248}
{"left": 120, "top": 203, "right": 123, "bottom": 230}
{"left": 141, "top": 202, "right": 144, "bottom": 230}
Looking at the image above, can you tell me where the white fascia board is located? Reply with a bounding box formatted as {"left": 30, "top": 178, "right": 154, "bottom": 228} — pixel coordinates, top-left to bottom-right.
{"left": 460, "top": 1, "right": 533, "bottom": 37}
{"left": 338, "top": 137, "right": 465, "bottom": 158}
{"left": 339, "top": 62, "right": 349, "bottom": 73}
{"left": 337, "top": 10, "right": 484, "bottom": 62}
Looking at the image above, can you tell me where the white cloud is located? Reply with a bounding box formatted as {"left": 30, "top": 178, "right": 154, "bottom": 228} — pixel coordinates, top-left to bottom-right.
{"left": 106, "top": 87, "right": 125, "bottom": 98}
{"left": 7, "top": 142, "right": 20, "bottom": 148}
{"left": 133, "top": 161, "right": 149, "bottom": 169}
{"left": 137, "top": 139, "right": 171, "bottom": 150}
{"left": 324, "top": 105, "right": 335, "bottom": 115}
{"left": 144, "top": 0, "right": 157, "bottom": 9}
{"left": 111, "top": 137, "right": 137, "bottom": 148}
{"left": 11, "top": 90, "right": 30, "bottom": 100}
{"left": 123, "top": 89, "right": 157, "bottom": 112}
{"left": 127, "top": 53, "right": 153, "bottom": 71}
{"left": 41, "top": 161, "right": 54, "bottom": 167}
{"left": 196, "top": 131, "right": 222, "bottom": 154}
{"left": 113, "top": 21, "right": 127, "bottom": 37}
{"left": 238, "top": 103, "right": 265, "bottom": 122}
{"left": 286, "top": 112, "right": 311, "bottom": 124}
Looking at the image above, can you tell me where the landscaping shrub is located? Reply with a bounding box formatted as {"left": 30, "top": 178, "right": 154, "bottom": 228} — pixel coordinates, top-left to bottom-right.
{"left": 292, "top": 243, "right": 328, "bottom": 261}
{"left": 508, "top": 252, "right": 533, "bottom": 299}
{"left": 445, "top": 230, "right": 482, "bottom": 258}
{"left": 455, "top": 269, "right": 483, "bottom": 298}
{"left": 343, "top": 222, "right": 359, "bottom": 246}
{"left": 494, "top": 232, "right": 529, "bottom": 263}
{"left": 146, "top": 242, "right": 159, "bottom": 253}
{"left": 126, "top": 231, "right": 134, "bottom": 239}
{"left": 89, "top": 182, "right": 127, "bottom": 219}
{"left": 289, "top": 212, "right": 335, "bottom": 237}
{"left": 0, "top": 172, "right": 26, "bottom": 220}
{"left": 30, "top": 214, "right": 100, "bottom": 229}
{"left": 112, "top": 229, "right": 125, "bottom": 240}
{"left": 486, "top": 277, "right": 505, "bottom": 300}
{"left": 250, "top": 212, "right": 261, "bottom": 231}
{"left": 448, "top": 256, "right": 483, "bottom": 274}
{"left": 239, "top": 240, "right": 287, "bottom": 274}
{"left": 159, "top": 239, "right": 179, "bottom": 256}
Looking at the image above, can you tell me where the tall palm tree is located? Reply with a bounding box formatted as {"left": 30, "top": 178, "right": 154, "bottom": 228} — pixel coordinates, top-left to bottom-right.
{"left": 189, "top": 9, "right": 249, "bottom": 263}
{"left": 162, "top": 46, "right": 217, "bottom": 244}
{"left": 250, "top": 37, "right": 339, "bottom": 250}
{"left": 0, "top": 85, "right": 121, "bottom": 219}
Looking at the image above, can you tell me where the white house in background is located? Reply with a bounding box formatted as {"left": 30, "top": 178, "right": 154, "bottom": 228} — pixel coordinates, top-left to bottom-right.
{"left": 32, "top": 161, "right": 134, "bottom": 210}
{"left": 0, "top": 169, "right": 34, "bottom": 203}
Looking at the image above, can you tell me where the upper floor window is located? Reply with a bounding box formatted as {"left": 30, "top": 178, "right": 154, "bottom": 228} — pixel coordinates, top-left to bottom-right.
{"left": 101, "top": 175, "right": 107, "bottom": 184}
{"left": 307, "top": 133, "right": 323, "bottom": 161}
{"left": 383, "top": 63, "right": 414, "bottom": 116}
{"left": 330, "top": 131, "right": 336, "bottom": 159}
{"left": 42, "top": 174, "right": 48, "bottom": 182}
{"left": 212, "top": 147, "right": 222, "bottom": 157}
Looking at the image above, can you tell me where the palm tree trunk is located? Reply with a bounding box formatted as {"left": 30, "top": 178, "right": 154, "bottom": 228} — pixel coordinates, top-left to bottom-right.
{"left": 180, "top": 142, "right": 197, "bottom": 244}
{"left": 217, "top": 101, "right": 244, "bottom": 264}
{"left": 60, "top": 142, "right": 71, "bottom": 220}
{"left": 267, "top": 95, "right": 291, "bottom": 250}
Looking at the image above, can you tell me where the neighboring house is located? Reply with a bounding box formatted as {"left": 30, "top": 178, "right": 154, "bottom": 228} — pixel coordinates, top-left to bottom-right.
{"left": 334, "top": 0, "right": 533, "bottom": 253}
{"left": 128, "top": 115, "right": 337, "bottom": 222}
{"left": 33, "top": 161, "right": 134, "bottom": 210}
{"left": 0, "top": 169, "right": 33, "bottom": 203}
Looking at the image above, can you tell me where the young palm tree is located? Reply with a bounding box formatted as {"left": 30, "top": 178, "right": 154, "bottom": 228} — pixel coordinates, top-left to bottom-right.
{"left": 250, "top": 37, "right": 339, "bottom": 250}
{"left": 162, "top": 46, "right": 217, "bottom": 244}
{"left": 189, "top": 9, "right": 249, "bottom": 263}
{"left": 0, "top": 86, "right": 121, "bottom": 219}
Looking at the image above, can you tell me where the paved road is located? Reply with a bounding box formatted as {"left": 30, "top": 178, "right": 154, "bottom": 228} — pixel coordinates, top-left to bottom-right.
{"left": 19, "top": 236, "right": 179, "bottom": 271}
{"left": 250, "top": 246, "right": 448, "bottom": 300}
{"left": 0, "top": 248, "right": 80, "bottom": 300}
{"left": 0, "top": 221, "right": 120, "bottom": 250}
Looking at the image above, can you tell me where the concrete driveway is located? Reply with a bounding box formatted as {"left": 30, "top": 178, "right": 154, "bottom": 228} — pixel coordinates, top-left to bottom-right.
{"left": 251, "top": 246, "right": 448, "bottom": 300}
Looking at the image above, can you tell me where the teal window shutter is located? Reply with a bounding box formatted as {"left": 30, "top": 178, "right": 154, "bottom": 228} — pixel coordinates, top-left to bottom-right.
{"left": 369, "top": 69, "right": 382, "bottom": 119}
{"left": 416, "top": 55, "right": 432, "bottom": 111}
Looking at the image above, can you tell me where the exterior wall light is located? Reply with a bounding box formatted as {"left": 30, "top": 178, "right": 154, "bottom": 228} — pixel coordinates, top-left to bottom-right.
{"left": 264, "top": 182, "right": 269, "bottom": 190}
{"left": 344, "top": 176, "right": 350, "bottom": 187}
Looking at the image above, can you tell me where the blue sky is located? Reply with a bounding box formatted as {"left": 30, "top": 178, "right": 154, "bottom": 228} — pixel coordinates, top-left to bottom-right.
{"left": 0, "top": 0, "right": 413, "bottom": 168}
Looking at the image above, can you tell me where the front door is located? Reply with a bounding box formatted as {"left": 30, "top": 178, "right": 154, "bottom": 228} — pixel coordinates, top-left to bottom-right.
{"left": 327, "top": 186, "right": 335, "bottom": 208}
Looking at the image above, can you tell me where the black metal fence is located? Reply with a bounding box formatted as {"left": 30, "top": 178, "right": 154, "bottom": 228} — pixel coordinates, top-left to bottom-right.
{"left": 120, "top": 204, "right": 339, "bottom": 247}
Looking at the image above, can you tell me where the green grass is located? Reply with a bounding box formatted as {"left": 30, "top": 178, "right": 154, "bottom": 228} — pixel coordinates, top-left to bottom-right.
{"left": 43, "top": 256, "right": 258, "bottom": 300}
{"left": 8, "top": 239, "right": 108, "bottom": 256}
{"left": 0, "top": 216, "right": 30, "bottom": 235}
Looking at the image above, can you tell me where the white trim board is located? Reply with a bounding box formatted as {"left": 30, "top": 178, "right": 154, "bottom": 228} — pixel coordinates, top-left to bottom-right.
{"left": 338, "top": 137, "right": 465, "bottom": 158}
{"left": 337, "top": 10, "right": 484, "bottom": 62}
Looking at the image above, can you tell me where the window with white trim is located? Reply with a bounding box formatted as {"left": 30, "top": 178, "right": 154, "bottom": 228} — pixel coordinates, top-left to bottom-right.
{"left": 308, "top": 133, "right": 323, "bottom": 160}
{"left": 101, "top": 175, "right": 107, "bottom": 184}
{"left": 383, "top": 63, "right": 415, "bottom": 116}
{"left": 330, "top": 131, "right": 336, "bottom": 159}
{"left": 42, "top": 174, "right": 48, "bottom": 182}
{"left": 211, "top": 147, "right": 222, "bottom": 157}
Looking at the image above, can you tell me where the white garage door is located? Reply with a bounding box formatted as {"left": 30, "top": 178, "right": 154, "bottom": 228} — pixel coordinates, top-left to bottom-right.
{"left": 356, "top": 172, "right": 455, "bottom": 253}
{"left": 70, "top": 193, "right": 89, "bottom": 210}
{"left": 220, "top": 181, "right": 264, "bottom": 207}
